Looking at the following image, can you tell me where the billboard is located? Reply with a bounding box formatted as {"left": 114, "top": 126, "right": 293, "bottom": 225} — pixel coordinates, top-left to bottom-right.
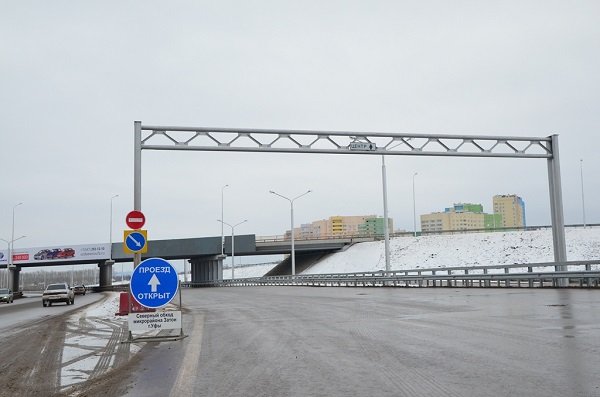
{"left": 0, "top": 243, "right": 111, "bottom": 265}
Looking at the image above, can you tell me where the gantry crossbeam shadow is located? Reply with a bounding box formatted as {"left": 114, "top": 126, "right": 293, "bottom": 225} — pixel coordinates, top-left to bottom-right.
{"left": 134, "top": 122, "right": 567, "bottom": 284}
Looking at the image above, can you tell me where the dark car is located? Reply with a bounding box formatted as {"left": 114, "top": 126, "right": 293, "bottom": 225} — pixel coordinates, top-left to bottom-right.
{"left": 0, "top": 288, "right": 13, "bottom": 304}
{"left": 73, "top": 285, "right": 86, "bottom": 295}
{"left": 47, "top": 249, "right": 62, "bottom": 260}
{"left": 34, "top": 249, "right": 51, "bottom": 260}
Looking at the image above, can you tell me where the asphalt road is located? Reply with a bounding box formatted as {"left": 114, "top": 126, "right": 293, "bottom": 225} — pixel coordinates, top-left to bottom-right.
{"left": 1, "top": 287, "right": 599, "bottom": 396}
{"left": 0, "top": 292, "right": 104, "bottom": 334}
{"left": 122, "top": 287, "right": 600, "bottom": 397}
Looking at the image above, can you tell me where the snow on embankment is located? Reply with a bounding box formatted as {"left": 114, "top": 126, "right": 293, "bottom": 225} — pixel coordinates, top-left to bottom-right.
{"left": 305, "top": 227, "right": 600, "bottom": 274}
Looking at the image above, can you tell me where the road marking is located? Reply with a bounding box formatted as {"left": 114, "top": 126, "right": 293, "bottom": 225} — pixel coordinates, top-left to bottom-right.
{"left": 169, "top": 314, "right": 204, "bottom": 397}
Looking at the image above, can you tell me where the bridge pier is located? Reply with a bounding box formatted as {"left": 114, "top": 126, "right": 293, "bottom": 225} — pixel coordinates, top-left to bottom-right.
{"left": 190, "top": 255, "right": 223, "bottom": 283}
{"left": 8, "top": 266, "right": 20, "bottom": 292}
{"left": 98, "top": 260, "right": 114, "bottom": 289}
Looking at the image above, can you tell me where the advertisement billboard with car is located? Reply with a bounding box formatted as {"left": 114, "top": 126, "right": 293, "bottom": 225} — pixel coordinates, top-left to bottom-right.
{"left": 0, "top": 243, "right": 110, "bottom": 265}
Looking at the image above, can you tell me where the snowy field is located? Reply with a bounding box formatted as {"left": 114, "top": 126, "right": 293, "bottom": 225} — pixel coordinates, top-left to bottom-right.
{"left": 222, "top": 262, "right": 279, "bottom": 280}
{"left": 232, "top": 227, "right": 600, "bottom": 277}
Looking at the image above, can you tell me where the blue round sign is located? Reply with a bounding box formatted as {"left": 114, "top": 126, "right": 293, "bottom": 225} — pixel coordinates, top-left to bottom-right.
{"left": 125, "top": 231, "right": 146, "bottom": 253}
{"left": 130, "top": 257, "right": 179, "bottom": 308}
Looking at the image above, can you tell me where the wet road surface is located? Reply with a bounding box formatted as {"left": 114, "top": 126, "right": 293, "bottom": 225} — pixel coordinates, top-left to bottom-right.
{"left": 124, "top": 287, "right": 600, "bottom": 397}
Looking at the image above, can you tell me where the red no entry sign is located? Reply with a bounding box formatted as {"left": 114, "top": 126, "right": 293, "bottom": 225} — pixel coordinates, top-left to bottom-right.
{"left": 126, "top": 210, "right": 146, "bottom": 229}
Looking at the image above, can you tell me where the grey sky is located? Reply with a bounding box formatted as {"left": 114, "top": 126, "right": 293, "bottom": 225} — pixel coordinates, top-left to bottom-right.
{"left": 1, "top": 1, "right": 599, "bottom": 249}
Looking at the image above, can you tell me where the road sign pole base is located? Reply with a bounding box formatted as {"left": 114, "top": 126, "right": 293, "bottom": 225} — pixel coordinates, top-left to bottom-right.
{"left": 121, "top": 334, "right": 188, "bottom": 344}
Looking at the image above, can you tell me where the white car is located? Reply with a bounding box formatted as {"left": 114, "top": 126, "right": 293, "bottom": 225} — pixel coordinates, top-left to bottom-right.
{"left": 42, "top": 283, "right": 75, "bottom": 307}
{"left": 0, "top": 288, "right": 13, "bottom": 304}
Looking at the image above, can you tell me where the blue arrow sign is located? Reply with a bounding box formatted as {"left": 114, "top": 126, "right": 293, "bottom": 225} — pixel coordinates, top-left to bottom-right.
{"left": 126, "top": 231, "right": 146, "bottom": 253}
{"left": 130, "top": 257, "right": 179, "bottom": 308}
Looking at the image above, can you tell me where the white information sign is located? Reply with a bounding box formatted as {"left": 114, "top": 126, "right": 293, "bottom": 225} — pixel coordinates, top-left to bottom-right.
{"left": 349, "top": 141, "right": 377, "bottom": 151}
{"left": 128, "top": 310, "right": 182, "bottom": 331}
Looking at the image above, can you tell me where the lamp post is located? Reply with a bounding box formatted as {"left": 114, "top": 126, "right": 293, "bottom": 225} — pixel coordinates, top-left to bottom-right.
{"left": 580, "top": 159, "right": 586, "bottom": 228}
{"left": 221, "top": 184, "right": 229, "bottom": 257}
{"left": 412, "top": 172, "right": 418, "bottom": 237}
{"left": 269, "top": 190, "right": 311, "bottom": 276}
{"left": 110, "top": 194, "right": 119, "bottom": 282}
{"left": 11, "top": 202, "right": 23, "bottom": 267}
{"left": 217, "top": 219, "right": 247, "bottom": 279}
{"left": 9, "top": 202, "right": 23, "bottom": 291}
{"left": 381, "top": 156, "right": 390, "bottom": 272}
{"left": 380, "top": 141, "right": 406, "bottom": 272}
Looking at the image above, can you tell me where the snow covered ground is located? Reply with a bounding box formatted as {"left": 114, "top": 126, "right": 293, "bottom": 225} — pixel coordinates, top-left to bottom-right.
{"left": 222, "top": 263, "right": 280, "bottom": 279}
{"left": 230, "top": 227, "right": 600, "bottom": 277}
{"left": 60, "top": 293, "right": 180, "bottom": 391}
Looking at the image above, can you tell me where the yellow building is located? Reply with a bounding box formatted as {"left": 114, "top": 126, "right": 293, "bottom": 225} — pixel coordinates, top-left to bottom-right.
{"left": 287, "top": 215, "right": 392, "bottom": 238}
{"left": 493, "top": 195, "right": 526, "bottom": 228}
{"left": 421, "top": 211, "right": 485, "bottom": 232}
{"left": 328, "top": 215, "right": 374, "bottom": 236}
{"left": 420, "top": 212, "right": 451, "bottom": 232}
{"left": 420, "top": 203, "right": 490, "bottom": 233}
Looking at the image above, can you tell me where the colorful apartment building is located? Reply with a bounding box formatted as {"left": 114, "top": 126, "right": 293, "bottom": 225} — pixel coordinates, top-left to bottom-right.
{"left": 286, "top": 215, "right": 393, "bottom": 239}
{"left": 421, "top": 202, "right": 502, "bottom": 233}
{"left": 421, "top": 195, "right": 524, "bottom": 233}
{"left": 493, "top": 194, "right": 526, "bottom": 228}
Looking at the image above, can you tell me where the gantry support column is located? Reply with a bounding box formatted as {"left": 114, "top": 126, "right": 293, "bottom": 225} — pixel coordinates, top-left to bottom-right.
{"left": 547, "top": 134, "right": 568, "bottom": 287}
{"left": 190, "top": 256, "right": 223, "bottom": 283}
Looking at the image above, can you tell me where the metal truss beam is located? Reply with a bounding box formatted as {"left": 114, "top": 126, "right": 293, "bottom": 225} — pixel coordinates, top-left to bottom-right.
{"left": 139, "top": 125, "right": 553, "bottom": 159}
{"left": 133, "top": 122, "right": 567, "bottom": 285}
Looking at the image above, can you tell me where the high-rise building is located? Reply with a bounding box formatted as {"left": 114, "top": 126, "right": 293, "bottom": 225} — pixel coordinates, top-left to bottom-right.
{"left": 420, "top": 195, "right": 524, "bottom": 233}
{"left": 493, "top": 195, "right": 526, "bottom": 228}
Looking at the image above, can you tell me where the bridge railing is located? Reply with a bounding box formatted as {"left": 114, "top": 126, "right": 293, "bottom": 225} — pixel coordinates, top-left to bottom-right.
{"left": 256, "top": 223, "right": 599, "bottom": 243}
{"left": 181, "top": 259, "right": 600, "bottom": 289}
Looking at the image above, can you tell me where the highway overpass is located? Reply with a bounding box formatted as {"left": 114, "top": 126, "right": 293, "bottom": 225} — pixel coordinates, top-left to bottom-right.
{"left": 1, "top": 234, "right": 372, "bottom": 291}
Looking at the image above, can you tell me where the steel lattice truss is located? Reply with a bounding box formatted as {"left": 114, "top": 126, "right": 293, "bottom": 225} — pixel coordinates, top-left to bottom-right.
{"left": 140, "top": 125, "right": 553, "bottom": 158}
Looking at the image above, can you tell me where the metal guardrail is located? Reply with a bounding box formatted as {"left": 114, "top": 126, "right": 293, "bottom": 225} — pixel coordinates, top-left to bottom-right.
{"left": 182, "top": 260, "right": 600, "bottom": 289}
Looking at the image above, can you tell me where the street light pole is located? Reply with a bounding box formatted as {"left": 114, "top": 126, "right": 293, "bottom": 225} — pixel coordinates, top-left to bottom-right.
{"left": 217, "top": 219, "right": 247, "bottom": 279}
{"left": 221, "top": 184, "right": 229, "bottom": 257}
{"left": 412, "top": 173, "right": 418, "bottom": 237}
{"left": 110, "top": 195, "right": 119, "bottom": 261}
{"left": 9, "top": 202, "right": 23, "bottom": 291}
{"left": 580, "top": 159, "right": 586, "bottom": 228}
{"left": 269, "top": 190, "right": 311, "bottom": 276}
{"left": 109, "top": 194, "right": 119, "bottom": 282}
{"left": 381, "top": 155, "right": 390, "bottom": 272}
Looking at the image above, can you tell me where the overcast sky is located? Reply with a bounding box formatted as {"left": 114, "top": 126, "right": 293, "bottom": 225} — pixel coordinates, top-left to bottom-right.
{"left": 1, "top": 1, "right": 599, "bottom": 250}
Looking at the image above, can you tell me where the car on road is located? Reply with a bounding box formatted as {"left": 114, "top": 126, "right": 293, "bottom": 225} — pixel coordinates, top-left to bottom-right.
{"left": 0, "top": 288, "right": 13, "bottom": 304}
{"left": 42, "top": 283, "right": 75, "bottom": 307}
{"left": 73, "top": 285, "right": 86, "bottom": 295}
